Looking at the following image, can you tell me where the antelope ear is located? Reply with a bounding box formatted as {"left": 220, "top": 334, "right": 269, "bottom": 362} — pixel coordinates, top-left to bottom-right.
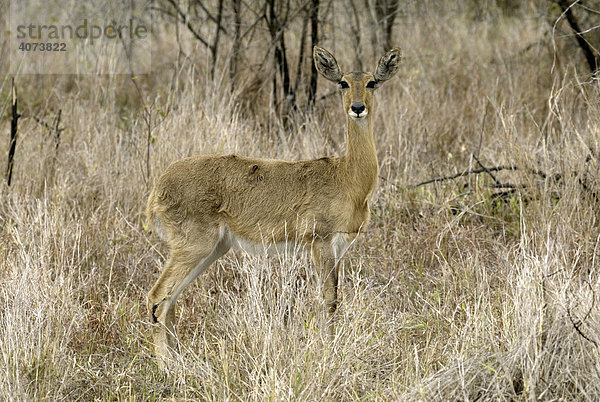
{"left": 313, "top": 46, "right": 343, "bottom": 83}
{"left": 374, "top": 47, "right": 401, "bottom": 83}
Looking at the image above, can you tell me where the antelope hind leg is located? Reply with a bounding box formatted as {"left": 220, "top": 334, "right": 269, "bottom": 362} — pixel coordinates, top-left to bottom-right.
{"left": 147, "top": 226, "right": 230, "bottom": 366}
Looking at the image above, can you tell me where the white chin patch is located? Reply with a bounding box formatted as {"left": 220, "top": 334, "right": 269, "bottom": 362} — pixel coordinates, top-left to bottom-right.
{"left": 348, "top": 109, "right": 368, "bottom": 119}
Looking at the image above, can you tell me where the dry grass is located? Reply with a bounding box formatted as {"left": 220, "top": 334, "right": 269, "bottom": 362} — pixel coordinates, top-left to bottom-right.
{"left": 1, "top": 1, "right": 600, "bottom": 400}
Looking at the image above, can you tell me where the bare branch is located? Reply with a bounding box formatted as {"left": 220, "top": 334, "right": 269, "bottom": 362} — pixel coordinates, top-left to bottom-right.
{"left": 567, "top": 281, "right": 598, "bottom": 348}
{"left": 33, "top": 115, "right": 65, "bottom": 133}
{"left": 472, "top": 153, "right": 501, "bottom": 186}
{"left": 6, "top": 78, "right": 21, "bottom": 187}
{"left": 193, "top": 0, "right": 228, "bottom": 35}
{"left": 413, "top": 165, "right": 519, "bottom": 187}
{"left": 411, "top": 163, "right": 554, "bottom": 188}
{"left": 164, "top": 0, "right": 211, "bottom": 49}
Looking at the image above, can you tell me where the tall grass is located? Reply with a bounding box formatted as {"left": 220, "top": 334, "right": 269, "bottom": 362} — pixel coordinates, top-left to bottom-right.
{"left": 1, "top": 1, "right": 599, "bottom": 399}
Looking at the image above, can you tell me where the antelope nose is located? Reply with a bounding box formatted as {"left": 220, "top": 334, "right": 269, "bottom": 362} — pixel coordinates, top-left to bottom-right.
{"left": 351, "top": 102, "right": 365, "bottom": 115}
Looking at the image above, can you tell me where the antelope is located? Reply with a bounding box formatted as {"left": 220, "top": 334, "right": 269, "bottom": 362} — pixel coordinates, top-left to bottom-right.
{"left": 146, "top": 46, "right": 401, "bottom": 362}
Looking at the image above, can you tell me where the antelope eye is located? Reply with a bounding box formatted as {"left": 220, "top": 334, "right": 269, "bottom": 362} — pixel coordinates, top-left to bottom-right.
{"left": 339, "top": 81, "right": 349, "bottom": 89}
{"left": 366, "top": 80, "right": 377, "bottom": 89}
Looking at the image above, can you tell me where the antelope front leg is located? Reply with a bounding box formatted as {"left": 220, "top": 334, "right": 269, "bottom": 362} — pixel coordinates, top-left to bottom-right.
{"left": 312, "top": 240, "right": 339, "bottom": 338}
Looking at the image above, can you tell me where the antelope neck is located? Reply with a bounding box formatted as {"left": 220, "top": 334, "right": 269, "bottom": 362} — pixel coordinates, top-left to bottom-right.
{"left": 341, "top": 114, "right": 379, "bottom": 201}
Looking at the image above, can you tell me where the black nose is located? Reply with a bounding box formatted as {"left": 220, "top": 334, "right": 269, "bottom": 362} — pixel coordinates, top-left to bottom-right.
{"left": 351, "top": 102, "right": 365, "bottom": 115}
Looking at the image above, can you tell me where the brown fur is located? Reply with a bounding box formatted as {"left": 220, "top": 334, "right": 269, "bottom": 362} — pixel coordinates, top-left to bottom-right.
{"left": 146, "top": 46, "right": 401, "bottom": 365}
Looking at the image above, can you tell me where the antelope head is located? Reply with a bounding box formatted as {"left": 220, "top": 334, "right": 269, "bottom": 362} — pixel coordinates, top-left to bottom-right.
{"left": 313, "top": 46, "right": 401, "bottom": 121}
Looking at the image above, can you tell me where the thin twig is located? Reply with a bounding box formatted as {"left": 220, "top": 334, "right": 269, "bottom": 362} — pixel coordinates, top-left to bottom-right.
{"left": 379, "top": 174, "right": 400, "bottom": 190}
{"left": 567, "top": 305, "right": 598, "bottom": 347}
{"left": 412, "top": 165, "right": 554, "bottom": 187}
{"left": 52, "top": 109, "right": 62, "bottom": 150}
{"left": 193, "top": 0, "right": 228, "bottom": 35}
{"left": 33, "top": 114, "right": 66, "bottom": 134}
{"left": 316, "top": 89, "right": 338, "bottom": 102}
{"left": 472, "top": 154, "right": 501, "bottom": 186}
{"left": 490, "top": 189, "right": 518, "bottom": 200}
{"left": 577, "top": 175, "right": 600, "bottom": 202}
{"left": 413, "top": 165, "right": 518, "bottom": 187}
{"left": 487, "top": 183, "right": 526, "bottom": 189}
{"left": 164, "top": 0, "right": 211, "bottom": 49}
{"left": 565, "top": 279, "right": 598, "bottom": 347}
{"left": 6, "top": 78, "right": 21, "bottom": 187}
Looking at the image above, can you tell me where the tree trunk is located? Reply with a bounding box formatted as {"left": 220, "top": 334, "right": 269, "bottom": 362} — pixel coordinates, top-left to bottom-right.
{"left": 229, "top": 0, "right": 242, "bottom": 88}
{"left": 210, "top": 0, "right": 224, "bottom": 80}
{"left": 347, "top": 0, "right": 363, "bottom": 70}
{"left": 375, "top": 0, "right": 399, "bottom": 52}
{"left": 268, "top": 0, "right": 294, "bottom": 117}
{"left": 308, "top": 0, "right": 319, "bottom": 110}
{"left": 364, "top": 0, "right": 381, "bottom": 57}
{"left": 294, "top": 5, "right": 309, "bottom": 97}
{"left": 556, "top": 0, "right": 598, "bottom": 74}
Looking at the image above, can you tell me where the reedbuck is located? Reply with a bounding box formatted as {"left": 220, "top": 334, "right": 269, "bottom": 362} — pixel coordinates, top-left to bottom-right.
{"left": 146, "top": 46, "right": 401, "bottom": 361}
